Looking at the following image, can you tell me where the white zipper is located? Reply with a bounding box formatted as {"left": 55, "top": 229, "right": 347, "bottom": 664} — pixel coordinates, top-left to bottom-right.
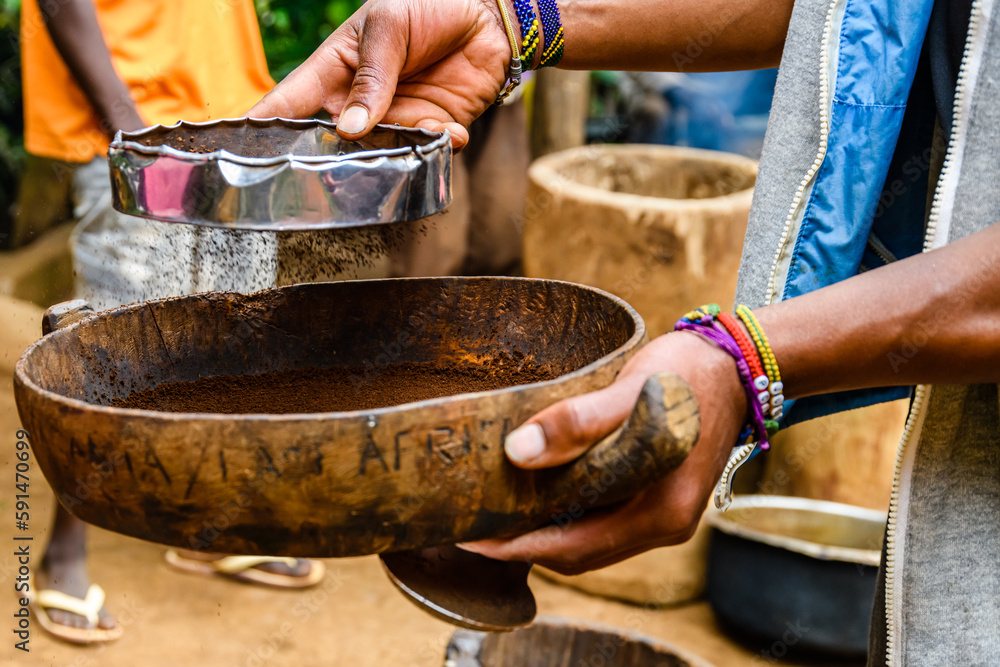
{"left": 883, "top": 2, "right": 990, "bottom": 664}
{"left": 765, "top": 0, "right": 843, "bottom": 305}
{"left": 726, "top": 1, "right": 841, "bottom": 508}
{"left": 716, "top": 0, "right": 844, "bottom": 514}
{"left": 882, "top": 385, "right": 929, "bottom": 666}
{"left": 713, "top": 442, "right": 756, "bottom": 511}
{"left": 923, "top": 0, "right": 990, "bottom": 252}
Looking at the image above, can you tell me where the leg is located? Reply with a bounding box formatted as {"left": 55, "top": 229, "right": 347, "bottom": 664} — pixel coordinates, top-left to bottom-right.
{"left": 27, "top": 158, "right": 119, "bottom": 642}
{"left": 36, "top": 503, "right": 117, "bottom": 632}
{"left": 8, "top": 155, "right": 74, "bottom": 249}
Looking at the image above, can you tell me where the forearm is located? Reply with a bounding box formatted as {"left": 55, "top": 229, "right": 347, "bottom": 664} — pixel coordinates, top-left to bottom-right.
{"left": 759, "top": 222, "right": 1000, "bottom": 399}
{"left": 501, "top": 0, "right": 794, "bottom": 71}
{"left": 40, "top": 0, "right": 144, "bottom": 137}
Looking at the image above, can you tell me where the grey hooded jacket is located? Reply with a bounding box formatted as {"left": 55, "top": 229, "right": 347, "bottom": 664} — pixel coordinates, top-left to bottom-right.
{"left": 735, "top": 0, "right": 1000, "bottom": 664}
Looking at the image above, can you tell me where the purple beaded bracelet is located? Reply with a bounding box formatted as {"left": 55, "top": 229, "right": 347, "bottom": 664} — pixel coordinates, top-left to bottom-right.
{"left": 674, "top": 317, "right": 772, "bottom": 451}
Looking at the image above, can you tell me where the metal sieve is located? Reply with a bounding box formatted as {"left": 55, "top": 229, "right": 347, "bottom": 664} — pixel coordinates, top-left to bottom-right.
{"left": 108, "top": 117, "right": 452, "bottom": 230}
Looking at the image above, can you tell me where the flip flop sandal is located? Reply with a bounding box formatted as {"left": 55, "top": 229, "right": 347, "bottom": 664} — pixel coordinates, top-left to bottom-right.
{"left": 164, "top": 550, "right": 326, "bottom": 589}
{"left": 26, "top": 577, "right": 123, "bottom": 644}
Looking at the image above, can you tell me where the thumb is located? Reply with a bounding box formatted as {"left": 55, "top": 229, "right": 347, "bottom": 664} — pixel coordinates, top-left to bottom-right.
{"left": 335, "top": 7, "right": 408, "bottom": 139}
{"left": 504, "top": 373, "right": 649, "bottom": 469}
{"left": 247, "top": 64, "right": 327, "bottom": 119}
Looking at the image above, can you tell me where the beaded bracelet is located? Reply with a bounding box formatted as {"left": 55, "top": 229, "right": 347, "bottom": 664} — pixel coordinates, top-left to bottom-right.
{"left": 718, "top": 312, "right": 779, "bottom": 436}
{"left": 718, "top": 313, "right": 766, "bottom": 386}
{"left": 674, "top": 306, "right": 771, "bottom": 449}
{"left": 512, "top": 0, "right": 541, "bottom": 69}
{"left": 675, "top": 304, "right": 785, "bottom": 511}
{"left": 735, "top": 305, "right": 784, "bottom": 422}
{"left": 536, "top": 0, "right": 565, "bottom": 68}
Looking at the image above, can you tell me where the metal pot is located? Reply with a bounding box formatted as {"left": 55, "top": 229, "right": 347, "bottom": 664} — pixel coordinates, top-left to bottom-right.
{"left": 704, "top": 495, "right": 885, "bottom": 659}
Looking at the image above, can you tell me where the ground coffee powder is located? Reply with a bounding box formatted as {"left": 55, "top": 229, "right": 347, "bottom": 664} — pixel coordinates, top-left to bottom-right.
{"left": 113, "top": 362, "right": 556, "bottom": 414}
{"left": 154, "top": 131, "right": 430, "bottom": 284}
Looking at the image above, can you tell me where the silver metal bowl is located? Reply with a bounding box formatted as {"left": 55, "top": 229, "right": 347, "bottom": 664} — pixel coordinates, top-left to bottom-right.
{"left": 108, "top": 117, "right": 452, "bottom": 230}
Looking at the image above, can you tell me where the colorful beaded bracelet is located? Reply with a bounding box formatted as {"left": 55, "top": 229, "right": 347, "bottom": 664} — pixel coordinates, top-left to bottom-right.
{"left": 674, "top": 305, "right": 771, "bottom": 449}
{"left": 536, "top": 0, "right": 565, "bottom": 68}
{"left": 735, "top": 305, "right": 784, "bottom": 422}
{"left": 675, "top": 304, "right": 785, "bottom": 511}
{"left": 512, "top": 0, "right": 541, "bottom": 69}
{"left": 718, "top": 312, "right": 779, "bottom": 436}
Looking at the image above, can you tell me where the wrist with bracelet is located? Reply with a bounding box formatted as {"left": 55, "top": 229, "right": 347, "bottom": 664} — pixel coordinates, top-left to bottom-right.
{"left": 674, "top": 304, "right": 785, "bottom": 511}
{"left": 493, "top": 0, "right": 565, "bottom": 105}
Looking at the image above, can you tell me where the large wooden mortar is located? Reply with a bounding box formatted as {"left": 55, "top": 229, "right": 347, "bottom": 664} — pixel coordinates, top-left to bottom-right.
{"left": 523, "top": 144, "right": 756, "bottom": 337}
{"left": 15, "top": 278, "right": 656, "bottom": 558}
{"left": 523, "top": 145, "right": 755, "bottom": 606}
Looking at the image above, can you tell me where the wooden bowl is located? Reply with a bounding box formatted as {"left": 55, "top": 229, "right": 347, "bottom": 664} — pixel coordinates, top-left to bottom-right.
{"left": 14, "top": 278, "right": 645, "bottom": 557}
{"left": 445, "top": 617, "right": 715, "bottom": 666}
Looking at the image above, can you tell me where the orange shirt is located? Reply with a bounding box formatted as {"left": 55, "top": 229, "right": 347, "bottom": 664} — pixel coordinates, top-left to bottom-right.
{"left": 21, "top": 0, "right": 275, "bottom": 163}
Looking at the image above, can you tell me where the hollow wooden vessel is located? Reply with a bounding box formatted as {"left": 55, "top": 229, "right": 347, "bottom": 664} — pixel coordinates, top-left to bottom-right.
{"left": 14, "top": 278, "right": 647, "bottom": 557}
{"left": 524, "top": 144, "right": 756, "bottom": 337}
{"left": 445, "top": 617, "right": 715, "bottom": 667}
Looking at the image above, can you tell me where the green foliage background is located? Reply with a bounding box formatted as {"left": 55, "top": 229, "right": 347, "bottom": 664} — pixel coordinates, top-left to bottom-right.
{"left": 256, "top": 0, "right": 364, "bottom": 81}
{"left": 1, "top": 0, "right": 23, "bottom": 236}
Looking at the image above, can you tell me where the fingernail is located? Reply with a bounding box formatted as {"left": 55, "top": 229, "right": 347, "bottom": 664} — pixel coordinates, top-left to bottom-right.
{"left": 338, "top": 105, "right": 369, "bottom": 134}
{"left": 454, "top": 542, "right": 483, "bottom": 554}
{"left": 505, "top": 423, "right": 546, "bottom": 464}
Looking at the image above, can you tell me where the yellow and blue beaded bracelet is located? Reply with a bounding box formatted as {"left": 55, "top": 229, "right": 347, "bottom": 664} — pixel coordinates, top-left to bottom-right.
{"left": 512, "top": 0, "right": 541, "bottom": 68}
{"left": 536, "top": 0, "right": 565, "bottom": 68}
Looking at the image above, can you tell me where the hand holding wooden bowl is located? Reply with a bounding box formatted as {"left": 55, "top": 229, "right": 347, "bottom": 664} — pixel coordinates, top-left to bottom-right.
{"left": 14, "top": 278, "right": 699, "bottom": 559}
